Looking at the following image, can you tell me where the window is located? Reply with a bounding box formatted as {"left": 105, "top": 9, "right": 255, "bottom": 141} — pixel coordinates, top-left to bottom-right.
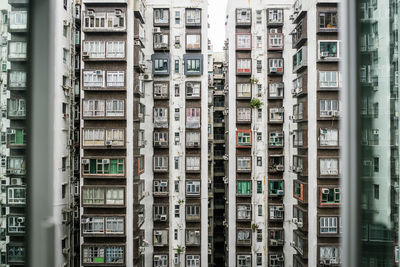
{"left": 319, "top": 12, "right": 337, "bottom": 30}
{"left": 256, "top": 10, "right": 262, "bottom": 24}
{"left": 320, "top": 158, "right": 339, "bottom": 175}
{"left": 320, "top": 71, "right": 339, "bottom": 87}
{"left": 154, "top": 132, "right": 168, "bottom": 147}
{"left": 154, "top": 205, "right": 168, "bottom": 219}
{"left": 7, "top": 244, "right": 25, "bottom": 263}
{"left": 256, "top": 181, "right": 262, "bottom": 193}
{"left": 83, "top": 245, "right": 124, "bottom": 264}
{"left": 237, "top": 108, "right": 251, "bottom": 122}
{"left": 256, "top": 60, "right": 262, "bottom": 73}
{"left": 237, "top": 59, "right": 251, "bottom": 74}
{"left": 184, "top": 54, "right": 203, "bottom": 75}
{"left": 154, "top": 107, "right": 168, "bottom": 128}
{"left": 82, "top": 158, "right": 124, "bottom": 175}
{"left": 186, "top": 34, "right": 201, "bottom": 50}
{"left": 293, "top": 47, "right": 306, "bottom": 70}
{"left": 237, "top": 229, "right": 251, "bottom": 244}
{"left": 258, "top": 205, "right": 262, "bottom": 216}
{"left": 105, "top": 188, "right": 124, "bottom": 205}
{"left": 83, "top": 100, "right": 105, "bottom": 117}
{"left": 186, "top": 230, "right": 201, "bottom": 245}
{"left": 269, "top": 108, "right": 284, "bottom": 122}
{"left": 174, "top": 84, "right": 180, "bottom": 96}
{"left": 293, "top": 103, "right": 303, "bottom": 121}
{"left": 83, "top": 41, "right": 105, "bottom": 58}
{"left": 154, "top": 230, "right": 168, "bottom": 246}
{"left": 256, "top": 229, "right": 262, "bottom": 242}
{"left": 237, "top": 181, "right": 251, "bottom": 195}
{"left": 106, "top": 41, "right": 125, "bottom": 58}
{"left": 186, "top": 131, "right": 200, "bottom": 147}
{"left": 83, "top": 70, "right": 104, "bottom": 87}
{"left": 237, "top": 157, "right": 251, "bottom": 172}
{"left": 83, "top": 10, "right": 126, "bottom": 31}
{"left": 257, "top": 157, "right": 262, "bottom": 167}
{"left": 8, "top": 129, "right": 26, "bottom": 146}
{"left": 174, "top": 132, "right": 180, "bottom": 145}
{"left": 320, "top": 188, "right": 341, "bottom": 205}
{"left": 320, "top": 247, "right": 340, "bottom": 264}
{"left": 175, "top": 60, "right": 179, "bottom": 72}
{"left": 268, "top": 9, "right": 283, "bottom": 24}
{"left": 174, "top": 229, "right": 178, "bottom": 240}
{"left": 186, "top": 8, "right": 201, "bottom": 25}
{"left": 320, "top": 217, "right": 338, "bottom": 234}
{"left": 9, "top": 11, "right": 27, "bottom": 30}
{"left": 320, "top": 99, "right": 339, "bottom": 117}
{"left": 186, "top": 181, "right": 200, "bottom": 196}
{"left": 186, "top": 255, "right": 200, "bottom": 267}
{"left": 106, "top": 100, "right": 124, "bottom": 117}
{"left": 153, "top": 82, "right": 169, "bottom": 98}
{"left": 175, "top": 11, "right": 181, "bottom": 24}
{"left": 154, "top": 181, "right": 168, "bottom": 194}
{"left": 237, "top": 255, "right": 251, "bottom": 267}
{"left": 237, "top": 204, "right": 251, "bottom": 220}
{"left": 236, "top": 9, "right": 251, "bottom": 24}
{"left": 186, "top": 205, "right": 201, "bottom": 220}
{"left": 186, "top": 82, "right": 201, "bottom": 98}
{"left": 7, "top": 187, "right": 26, "bottom": 205}
{"left": 319, "top": 41, "right": 340, "bottom": 59}
{"left": 257, "top": 84, "right": 262, "bottom": 96}
{"left": 82, "top": 217, "right": 104, "bottom": 234}
{"left": 237, "top": 83, "right": 251, "bottom": 98}
{"left": 107, "top": 71, "right": 124, "bottom": 87}
{"left": 153, "top": 255, "right": 168, "bottom": 266}
{"left": 374, "top": 184, "right": 379, "bottom": 199}
{"left": 320, "top": 128, "right": 339, "bottom": 146}
{"left": 62, "top": 157, "right": 67, "bottom": 172}
{"left": 82, "top": 129, "right": 104, "bottom": 146}
{"left": 186, "top": 108, "right": 201, "bottom": 128}
{"left": 237, "top": 131, "right": 251, "bottom": 147}
{"left": 175, "top": 181, "right": 179, "bottom": 192}
{"left": 257, "top": 109, "right": 262, "bottom": 120}
{"left": 9, "top": 71, "right": 27, "bottom": 88}
{"left": 256, "top": 36, "right": 262, "bottom": 48}
{"left": 269, "top": 205, "right": 284, "bottom": 220}
{"left": 293, "top": 75, "right": 303, "bottom": 94}
{"left": 256, "top": 253, "right": 262, "bottom": 265}
{"left": 153, "top": 32, "right": 169, "bottom": 50}
{"left": 268, "top": 33, "right": 283, "bottom": 49}
{"left": 294, "top": 182, "right": 304, "bottom": 200}
{"left": 82, "top": 188, "right": 105, "bottom": 205}
{"left": 174, "top": 157, "right": 179, "bottom": 169}
{"left": 8, "top": 216, "right": 25, "bottom": 234}
{"left": 7, "top": 157, "right": 25, "bottom": 175}
{"left": 154, "top": 156, "right": 168, "bottom": 171}
{"left": 236, "top": 34, "right": 251, "bottom": 50}
{"left": 269, "top": 181, "right": 284, "bottom": 195}
{"left": 9, "top": 42, "right": 27, "bottom": 59}
{"left": 268, "top": 58, "right": 283, "bottom": 73}
{"left": 374, "top": 157, "right": 379, "bottom": 172}
{"left": 154, "top": 8, "right": 169, "bottom": 24}
{"left": 152, "top": 55, "right": 170, "bottom": 75}
{"left": 186, "top": 157, "right": 200, "bottom": 171}
{"left": 269, "top": 132, "right": 283, "bottom": 147}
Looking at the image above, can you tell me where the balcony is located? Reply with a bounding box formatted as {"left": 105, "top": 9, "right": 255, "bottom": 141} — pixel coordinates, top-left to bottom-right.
{"left": 237, "top": 229, "right": 252, "bottom": 246}
{"left": 154, "top": 230, "right": 169, "bottom": 247}
{"left": 81, "top": 216, "right": 125, "bottom": 237}
{"left": 8, "top": 11, "right": 27, "bottom": 32}
{"left": 154, "top": 131, "right": 168, "bottom": 148}
{"left": 269, "top": 132, "right": 284, "bottom": 148}
{"left": 319, "top": 187, "right": 341, "bottom": 207}
{"left": 236, "top": 33, "right": 252, "bottom": 51}
{"left": 292, "top": 230, "right": 308, "bottom": 258}
{"left": 269, "top": 180, "right": 284, "bottom": 196}
{"left": 293, "top": 155, "right": 308, "bottom": 176}
{"left": 186, "top": 205, "right": 201, "bottom": 222}
{"left": 293, "top": 46, "right": 307, "bottom": 73}
{"left": 7, "top": 157, "right": 25, "bottom": 176}
{"left": 8, "top": 42, "right": 27, "bottom": 61}
{"left": 292, "top": 16, "right": 307, "bottom": 49}
{"left": 318, "top": 40, "right": 340, "bottom": 62}
{"left": 7, "top": 215, "right": 25, "bottom": 235}
{"left": 292, "top": 0, "right": 307, "bottom": 24}
{"left": 186, "top": 131, "right": 201, "bottom": 148}
{"left": 134, "top": 18, "right": 145, "bottom": 47}
{"left": 236, "top": 58, "right": 252, "bottom": 76}
{"left": 7, "top": 129, "right": 26, "bottom": 148}
{"left": 186, "top": 82, "right": 201, "bottom": 99}
{"left": 237, "top": 181, "right": 251, "bottom": 197}
{"left": 186, "top": 229, "right": 201, "bottom": 246}
{"left": 186, "top": 156, "right": 201, "bottom": 173}
{"left": 237, "top": 204, "right": 252, "bottom": 221}
{"left": 236, "top": 8, "right": 252, "bottom": 27}
{"left": 268, "top": 58, "right": 284, "bottom": 75}
{"left": 293, "top": 102, "right": 307, "bottom": 122}
{"left": 186, "top": 108, "right": 201, "bottom": 128}
{"left": 292, "top": 72, "right": 308, "bottom": 96}
{"left": 153, "top": 156, "right": 168, "bottom": 173}
{"left": 267, "top": 9, "right": 284, "bottom": 26}
{"left": 82, "top": 186, "right": 126, "bottom": 208}
{"left": 236, "top": 108, "right": 252, "bottom": 124}
{"left": 294, "top": 180, "right": 308, "bottom": 203}
{"left": 82, "top": 158, "right": 125, "bottom": 178}
{"left": 268, "top": 205, "right": 284, "bottom": 221}
{"left": 186, "top": 8, "right": 202, "bottom": 27}
{"left": 82, "top": 41, "right": 126, "bottom": 61}
{"left": 153, "top": 8, "right": 170, "bottom": 27}
{"left": 7, "top": 186, "right": 26, "bottom": 206}
{"left": 82, "top": 99, "right": 125, "bottom": 120}
{"left": 268, "top": 155, "right": 284, "bottom": 173}
{"left": 318, "top": 246, "right": 341, "bottom": 266}
{"left": 237, "top": 156, "right": 251, "bottom": 173}
{"left": 6, "top": 244, "right": 25, "bottom": 265}
{"left": 269, "top": 229, "right": 284, "bottom": 246}
{"left": 82, "top": 10, "right": 126, "bottom": 32}
{"left": 8, "top": 70, "right": 27, "bottom": 91}
{"left": 82, "top": 128, "right": 125, "bottom": 148}
{"left": 82, "top": 244, "right": 125, "bottom": 265}
{"left": 269, "top": 107, "right": 284, "bottom": 124}
{"left": 293, "top": 205, "right": 308, "bottom": 231}
{"left": 319, "top": 158, "right": 339, "bottom": 178}
{"left": 83, "top": 70, "right": 125, "bottom": 91}
{"left": 186, "top": 181, "right": 201, "bottom": 197}
{"left": 153, "top": 32, "right": 169, "bottom": 51}
{"left": 317, "top": 11, "right": 338, "bottom": 33}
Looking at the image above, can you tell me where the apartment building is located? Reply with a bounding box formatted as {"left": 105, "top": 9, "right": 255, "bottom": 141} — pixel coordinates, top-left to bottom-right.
{"left": 139, "top": 1, "right": 209, "bottom": 266}
{"left": 79, "top": 0, "right": 137, "bottom": 266}
{"left": 225, "top": 0, "right": 341, "bottom": 266}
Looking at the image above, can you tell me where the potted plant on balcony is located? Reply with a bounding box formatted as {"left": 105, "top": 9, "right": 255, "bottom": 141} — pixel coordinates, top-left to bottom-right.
{"left": 178, "top": 199, "right": 185, "bottom": 205}
{"left": 250, "top": 76, "right": 259, "bottom": 84}
{"left": 250, "top": 98, "right": 263, "bottom": 109}
{"left": 251, "top": 223, "right": 259, "bottom": 232}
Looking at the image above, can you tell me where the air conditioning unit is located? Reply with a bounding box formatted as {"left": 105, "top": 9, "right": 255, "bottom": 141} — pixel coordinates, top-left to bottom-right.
{"left": 223, "top": 110, "right": 229, "bottom": 115}
{"left": 277, "top": 189, "right": 284, "bottom": 195}
{"left": 322, "top": 188, "right": 330, "bottom": 194}
{"left": 373, "top": 129, "right": 379, "bottom": 135}
{"left": 143, "top": 73, "right": 153, "bottom": 81}
{"left": 292, "top": 218, "right": 298, "bottom": 224}
{"left": 95, "top": 70, "right": 102, "bottom": 75}
{"left": 160, "top": 215, "right": 167, "bottom": 221}
{"left": 290, "top": 241, "right": 295, "bottom": 247}
{"left": 295, "top": 166, "right": 302, "bottom": 173}
{"left": 160, "top": 43, "right": 168, "bottom": 48}
{"left": 153, "top": 27, "right": 161, "bottom": 33}
{"left": 270, "top": 240, "right": 278, "bottom": 246}
{"left": 289, "top": 15, "right": 295, "bottom": 20}
{"left": 278, "top": 207, "right": 284, "bottom": 211}
{"left": 320, "top": 51, "right": 329, "bottom": 58}
{"left": 16, "top": 216, "right": 25, "bottom": 223}
{"left": 62, "top": 248, "right": 70, "bottom": 255}
{"left": 82, "top": 159, "right": 89, "bottom": 165}
{"left": 276, "top": 165, "right": 284, "bottom": 171}
{"left": 102, "top": 159, "right": 110, "bottom": 164}
{"left": 294, "top": 7, "right": 300, "bottom": 13}
{"left": 87, "top": 11, "right": 95, "bottom": 17}
{"left": 63, "top": 20, "right": 70, "bottom": 27}
{"left": 291, "top": 89, "right": 296, "bottom": 95}
{"left": 115, "top": 10, "right": 122, "bottom": 16}
{"left": 278, "top": 256, "right": 284, "bottom": 262}
{"left": 334, "top": 188, "right": 341, "bottom": 193}
{"left": 134, "top": 40, "right": 141, "bottom": 46}
{"left": 297, "top": 221, "right": 303, "bottom": 228}
{"left": 7, "top": 129, "right": 15, "bottom": 135}
{"left": 82, "top": 51, "right": 89, "bottom": 57}
{"left": 193, "top": 142, "right": 199, "bottom": 147}
{"left": 105, "top": 141, "right": 112, "bottom": 146}
{"left": 11, "top": 178, "right": 22, "bottom": 185}
{"left": 271, "top": 67, "right": 277, "bottom": 72}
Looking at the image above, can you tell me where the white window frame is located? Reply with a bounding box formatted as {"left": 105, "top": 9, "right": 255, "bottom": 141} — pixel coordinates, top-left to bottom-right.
{"left": 106, "top": 129, "right": 124, "bottom": 146}
{"left": 9, "top": 42, "right": 27, "bottom": 59}
{"left": 186, "top": 132, "right": 200, "bottom": 147}
{"left": 154, "top": 107, "right": 168, "bottom": 128}
{"left": 83, "top": 129, "right": 105, "bottom": 146}
{"left": 237, "top": 204, "right": 251, "bottom": 220}
{"left": 318, "top": 40, "right": 340, "bottom": 60}
{"left": 9, "top": 71, "right": 27, "bottom": 87}
{"left": 7, "top": 187, "right": 26, "bottom": 205}
{"left": 269, "top": 206, "right": 284, "bottom": 219}
{"left": 237, "top": 229, "right": 251, "bottom": 242}
{"left": 186, "top": 157, "right": 200, "bottom": 171}
{"left": 237, "top": 83, "right": 251, "bottom": 98}
{"left": 269, "top": 108, "right": 284, "bottom": 122}
{"left": 82, "top": 187, "right": 105, "bottom": 205}
{"left": 154, "top": 132, "right": 168, "bottom": 146}
{"left": 236, "top": 9, "right": 251, "bottom": 24}
{"left": 105, "top": 188, "right": 124, "bottom": 205}
{"left": 237, "top": 34, "right": 251, "bottom": 49}
{"left": 237, "top": 157, "right": 251, "bottom": 171}
{"left": 237, "top": 255, "right": 251, "bottom": 267}
{"left": 320, "top": 247, "right": 340, "bottom": 264}
{"left": 237, "top": 59, "right": 251, "bottom": 73}
{"left": 154, "top": 230, "right": 168, "bottom": 246}
{"left": 186, "top": 181, "right": 200, "bottom": 195}
{"left": 153, "top": 254, "right": 168, "bottom": 267}
{"left": 106, "top": 100, "right": 124, "bottom": 117}
{"left": 154, "top": 180, "right": 168, "bottom": 194}
{"left": 320, "top": 217, "right": 338, "bottom": 234}
{"left": 82, "top": 217, "right": 104, "bottom": 234}
{"left": 268, "top": 33, "right": 283, "bottom": 49}
{"left": 319, "top": 71, "right": 339, "bottom": 88}
{"left": 269, "top": 83, "right": 284, "bottom": 97}
{"left": 154, "top": 8, "right": 169, "bottom": 24}
{"left": 268, "top": 9, "right": 283, "bottom": 23}
{"left": 320, "top": 99, "right": 339, "bottom": 117}
{"left": 186, "top": 108, "right": 201, "bottom": 128}
{"left": 186, "top": 230, "right": 201, "bottom": 245}
{"left": 8, "top": 216, "right": 25, "bottom": 233}
{"left": 186, "top": 255, "right": 200, "bottom": 267}
{"left": 186, "top": 82, "right": 201, "bottom": 97}
{"left": 83, "top": 41, "right": 105, "bottom": 58}
{"left": 9, "top": 11, "right": 27, "bottom": 30}
{"left": 83, "top": 100, "right": 105, "bottom": 117}
{"left": 186, "top": 34, "right": 201, "bottom": 50}
{"left": 186, "top": 9, "right": 201, "bottom": 24}
{"left": 320, "top": 158, "right": 339, "bottom": 175}
{"left": 319, "top": 128, "right": 339, "bottom": 146}
{"left": 106, "top": 71, "right": 124, "bottom": 87}
{"left": 154, "top": 156, "right": 168, "bottom": 171}
{"left": 106, "top": 41, "right": 125, "bottom": 58}
{"left": 237, "top": 108, "right": 251, "bottom": 122}
{"left": 154, "top": 82, "right": 169, "bottom": 98}
{"left": 83, "top": 70, "right": 104, "bottom": 87}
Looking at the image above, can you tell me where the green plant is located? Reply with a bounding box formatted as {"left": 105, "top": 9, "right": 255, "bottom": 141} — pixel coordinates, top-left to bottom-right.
{"left": 178, "top": 199, "right": 185, "bottom": 205}
{"left": 250, "top": 76, "right": 259, "bottom": 84}
{"left": 175, "top": 245, "right": 185, "bottom": 253}
{"left": 251, "top": 223, "right": 259, "bottom": 232}
{"left": 250, "top": 98, "right": 263, "bottom": 109}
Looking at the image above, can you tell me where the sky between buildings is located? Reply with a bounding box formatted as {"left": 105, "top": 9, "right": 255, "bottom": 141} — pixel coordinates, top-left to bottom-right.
{"left": 208, "top": 0, "right": 228, "bottom": 52}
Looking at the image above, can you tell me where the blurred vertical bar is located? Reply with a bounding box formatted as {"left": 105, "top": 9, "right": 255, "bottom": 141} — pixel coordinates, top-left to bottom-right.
{"left": 341, "top": 0, "right": 360, "bottom": 266}
{"left": 28, "top": 0, "right": 54, "bottom": 266}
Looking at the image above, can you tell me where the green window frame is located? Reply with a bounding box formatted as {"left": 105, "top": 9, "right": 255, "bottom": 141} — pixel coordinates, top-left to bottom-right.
{"left": 237, "top": 181, "right": 251, "bottom": 195}
{"left": 9, "top": 129, "right": 26, "bottom": 145}
{"left": 83, "top": 159, "right": 124, "bottom": 175}
{"left": 269, "top": 181, "right": 283, "bottom": 195}
{"left": 294, "top": 182, "right": 302, "bottom": 198}
{"left": 237, "top": 132, "right": 251, "bottom": 146}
